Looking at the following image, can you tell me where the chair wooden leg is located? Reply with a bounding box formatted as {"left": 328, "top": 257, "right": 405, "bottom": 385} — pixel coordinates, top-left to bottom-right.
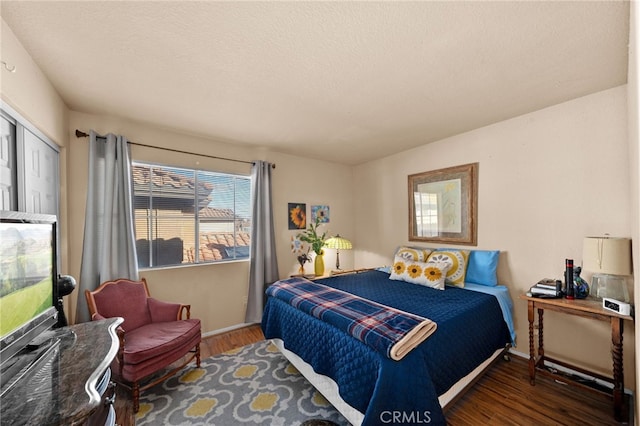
{"left": 132, "top": 381, "right": 140, "bottom": 413}
{"left": 195, "top": 343, "right": 201, "bottom": 367}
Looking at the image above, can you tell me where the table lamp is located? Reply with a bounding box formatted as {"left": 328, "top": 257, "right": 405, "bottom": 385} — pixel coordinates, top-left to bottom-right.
{"left": 324, "top": 234, "right": 353, "bottom": 270}
{"left": 582, "top": 236, "right": 632, "bottom": 302}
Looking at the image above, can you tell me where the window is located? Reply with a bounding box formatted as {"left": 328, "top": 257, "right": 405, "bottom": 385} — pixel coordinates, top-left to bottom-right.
{"left": 413, "top": 191, "right": 439, "bottom": 237}
{"left": 132, "top": 162, "right": 251, "bottom": 268}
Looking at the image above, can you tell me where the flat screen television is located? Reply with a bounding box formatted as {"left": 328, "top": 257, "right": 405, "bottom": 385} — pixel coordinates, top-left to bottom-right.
{"left": 0, "top": 210, "right": 58, "bottom": 392}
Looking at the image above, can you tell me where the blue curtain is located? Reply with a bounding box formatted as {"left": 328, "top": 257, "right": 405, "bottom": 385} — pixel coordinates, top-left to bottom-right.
{"left": 75, "top": 130, "right": 139, "bottom": 323}
{"left": 245, "top": 161, "right": 279, "bottom": 323}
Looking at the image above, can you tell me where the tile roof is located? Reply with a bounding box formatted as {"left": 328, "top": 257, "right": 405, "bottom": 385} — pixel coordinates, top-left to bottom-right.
{"left": 185, "top": 231, "right": 251, "bottom": 262}
{"left": 132, "top": 165, "right": 214, "bottom": 207}
{"left": 198, "top": 207, "right": 235, "bottom": 220}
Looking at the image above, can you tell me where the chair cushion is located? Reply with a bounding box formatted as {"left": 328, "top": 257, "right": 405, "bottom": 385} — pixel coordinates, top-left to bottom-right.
{"left": 123, "top": 318, "right": 201, "bottom": 366}
{"left": 93, "top": 280, "right": 152, "bottom": 331}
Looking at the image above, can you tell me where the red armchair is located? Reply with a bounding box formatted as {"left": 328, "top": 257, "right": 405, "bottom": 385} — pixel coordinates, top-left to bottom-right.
{"left": 85, "top": 278, "right": 201, "bottom": 412}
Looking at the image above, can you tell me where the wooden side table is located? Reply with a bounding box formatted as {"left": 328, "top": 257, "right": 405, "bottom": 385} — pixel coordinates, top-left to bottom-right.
{"left": 520, "top": 295, "right": 633, "bottom": 422}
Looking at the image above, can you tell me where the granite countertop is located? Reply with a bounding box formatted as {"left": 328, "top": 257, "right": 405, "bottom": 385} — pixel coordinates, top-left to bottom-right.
{"left": 1, "top": 317, "right": 122, "bottom": 426}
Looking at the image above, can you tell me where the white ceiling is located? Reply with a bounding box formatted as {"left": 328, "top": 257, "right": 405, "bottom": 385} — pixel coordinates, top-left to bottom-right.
{"left": 0, "top": 1, "right": 630, "bottom": 165}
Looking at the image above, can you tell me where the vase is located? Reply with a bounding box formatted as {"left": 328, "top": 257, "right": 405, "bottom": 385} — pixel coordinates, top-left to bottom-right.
{"left": 314, "top": 251, "right": 325, "bottom": 276}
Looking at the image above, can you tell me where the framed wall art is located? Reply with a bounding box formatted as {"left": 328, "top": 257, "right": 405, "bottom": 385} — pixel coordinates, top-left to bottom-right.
{"left": 311, "top": 205, "right": 330, "bottom": 223}
{"left": 408, "top": 162, "right": 478, "bottom": 245}
{"left": 288, "top": 203, "right": 307, "bottom": 230}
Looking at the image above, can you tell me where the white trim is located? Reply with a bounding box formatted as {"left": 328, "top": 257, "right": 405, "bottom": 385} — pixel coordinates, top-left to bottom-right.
{"left": 202, "top": 322, "right": 254, "bottom": 338}
{"left": 0, "top": 101, "right": 59, "bottom": 152}
{"left": 439, "top": 347, "right": 504, "bottom": 408}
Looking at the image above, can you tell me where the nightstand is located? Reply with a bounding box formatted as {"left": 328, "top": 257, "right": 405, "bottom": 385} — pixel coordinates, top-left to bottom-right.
{"left": 520, "top": 295, "right": 633, "bottom": 422}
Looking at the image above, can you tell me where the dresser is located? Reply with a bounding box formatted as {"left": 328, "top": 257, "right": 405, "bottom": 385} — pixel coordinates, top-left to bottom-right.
{"left": 0, "top": 318, "right": 122, "bottom": 425}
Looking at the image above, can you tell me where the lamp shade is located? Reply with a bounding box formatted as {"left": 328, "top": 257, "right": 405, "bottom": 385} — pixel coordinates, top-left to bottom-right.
{"left": 324, "top": 235, "right": 353, "bottom": 250}
{"left": 582, "top": 237, "right": 632, "bottom": 276}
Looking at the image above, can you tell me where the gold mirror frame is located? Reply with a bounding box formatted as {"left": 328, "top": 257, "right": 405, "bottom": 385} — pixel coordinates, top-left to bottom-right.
{"left": 408, "top": 162, "right": 478, "bottom": 245}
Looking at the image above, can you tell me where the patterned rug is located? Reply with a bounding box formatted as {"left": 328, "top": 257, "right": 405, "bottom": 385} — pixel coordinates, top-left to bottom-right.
{"left": 135, "top": 340, "right": 350, "bottom": 425}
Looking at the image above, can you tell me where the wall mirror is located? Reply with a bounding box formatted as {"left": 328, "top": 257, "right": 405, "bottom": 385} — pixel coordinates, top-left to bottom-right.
{"left": 408, "top": 162, "right": 478, "bottom": 245}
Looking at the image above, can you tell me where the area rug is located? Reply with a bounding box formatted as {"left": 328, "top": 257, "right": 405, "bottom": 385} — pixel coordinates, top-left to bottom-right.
{"left": 136, "top": 340, "right": 350, "bottom": 425}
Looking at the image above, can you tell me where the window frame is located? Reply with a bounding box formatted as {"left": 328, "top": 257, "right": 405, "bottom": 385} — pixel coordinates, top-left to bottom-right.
{"left": 132, "top": 161, "right": 252, "bottom": 269}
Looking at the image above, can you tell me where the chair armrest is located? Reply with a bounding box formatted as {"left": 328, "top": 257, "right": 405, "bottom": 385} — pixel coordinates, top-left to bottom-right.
{"left": 115, "top": 327, "right": 126, "bottom": 377}
{"left": 91, "top": 312, "right": 107, "bottom": 321}
{"left": 148, "top": 298, "right": 190, "bottom": 322}
{"left": 179, "top": 304, "right": 191, "bottom": 320}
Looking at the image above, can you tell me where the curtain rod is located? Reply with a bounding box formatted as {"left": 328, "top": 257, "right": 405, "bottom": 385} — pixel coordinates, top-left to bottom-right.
{"left": 75, "top": 129, "right": 275, "bottom": 168}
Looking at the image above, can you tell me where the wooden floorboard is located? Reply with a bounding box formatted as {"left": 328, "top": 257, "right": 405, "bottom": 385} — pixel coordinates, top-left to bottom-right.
{"left": 115, "top": 324, "right": 629, "bottom": 426}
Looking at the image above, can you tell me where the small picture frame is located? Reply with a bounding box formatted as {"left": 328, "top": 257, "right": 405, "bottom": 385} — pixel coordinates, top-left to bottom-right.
{"left": 311, "top": 205, "right": 330, "bottom": 223}
{"left": 288, "top": 203, "right": 307, "bottom": 230}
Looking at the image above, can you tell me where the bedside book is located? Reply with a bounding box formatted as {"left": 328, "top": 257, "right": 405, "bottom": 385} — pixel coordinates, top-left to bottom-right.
{"left": 529, "top": 285, "right": 561, "bottom": 297}
{"left": 536, "top": 283, "right": 557, "bottom": 290}
{"left": 535, "top": 279, "right": 560, "bottom": 290}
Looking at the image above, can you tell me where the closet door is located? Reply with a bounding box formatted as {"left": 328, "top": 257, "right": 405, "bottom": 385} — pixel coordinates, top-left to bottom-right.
{"left": 18, "top": 127, "right": 59, "bottom": 215}
{"left": 0, "top": 115, "right": 17, "bottom": 211}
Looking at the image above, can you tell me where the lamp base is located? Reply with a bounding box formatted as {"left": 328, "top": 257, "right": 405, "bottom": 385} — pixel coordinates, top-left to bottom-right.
{"left": 590, "top": 274, "right": 629, "bottom": 303}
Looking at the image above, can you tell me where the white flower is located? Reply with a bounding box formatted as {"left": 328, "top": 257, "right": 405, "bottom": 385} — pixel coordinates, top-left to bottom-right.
{"left": 291, "top": 236, "right": 307, "bottom": 254}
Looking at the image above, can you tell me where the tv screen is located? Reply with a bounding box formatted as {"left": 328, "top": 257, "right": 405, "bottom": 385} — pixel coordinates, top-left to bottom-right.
{"left": 0, "top": 211, "right": 58, "bottom": 389}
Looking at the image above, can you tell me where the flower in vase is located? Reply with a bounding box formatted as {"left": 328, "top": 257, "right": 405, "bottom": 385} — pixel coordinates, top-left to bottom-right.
{"left": 291, "top": 235, "right": 311, "bottom": 273}
{"left": 297, "top": 216, "right": 327, "bottom": 255}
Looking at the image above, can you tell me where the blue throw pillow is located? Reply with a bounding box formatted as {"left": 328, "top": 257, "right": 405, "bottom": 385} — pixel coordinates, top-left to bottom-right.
{"left": 465, "top": 250, "right": 500, "bottom": 286}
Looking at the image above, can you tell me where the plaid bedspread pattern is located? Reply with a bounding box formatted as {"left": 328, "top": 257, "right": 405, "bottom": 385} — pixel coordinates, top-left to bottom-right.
{"left": 266, "top": 277, "right": 437, "bottom": 360}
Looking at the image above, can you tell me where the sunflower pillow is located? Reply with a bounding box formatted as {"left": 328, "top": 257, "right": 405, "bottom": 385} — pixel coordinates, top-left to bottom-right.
{"left": 428, "top": 249, "right": 471, "bottom": 287}
{"left": 389, "top": 255, "right": 451, "bottom": 290}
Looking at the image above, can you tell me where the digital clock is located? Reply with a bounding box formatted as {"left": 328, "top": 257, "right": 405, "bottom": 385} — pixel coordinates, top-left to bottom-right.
{"left": 602, "top": 297, "right": 631, "bottom": 316}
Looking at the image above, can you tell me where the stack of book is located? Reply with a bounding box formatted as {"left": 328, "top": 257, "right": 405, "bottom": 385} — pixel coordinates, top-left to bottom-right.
{"left": 530, "top": 279, "right": 561, "bottom": 297}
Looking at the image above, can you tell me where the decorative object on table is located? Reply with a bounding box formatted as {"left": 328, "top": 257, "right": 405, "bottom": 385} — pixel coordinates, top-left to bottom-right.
{"left": 297, "top": 216, "right": 327, "bottom": 276}
{"left": 582, "top": 236, "right": 632, "bottom": 302}
{"left": 408, "top": 162, "right": 478, "bottom": 245}
{"left": 564, "top": 258, "right": 574, "bottom": 299}
{"left": 55, "top": 274, "right": 77, "bottom": 327}
{"left": 311, "top": 205, "right": 330, "bottom": 223}
{"left": 324, "top": 234, "right": 353, "bottom": 270}
{"left": 288, "top": 203, "right": 306, "bottom": 230}
{"left": 572, "top": 266, "right": 590, "bottom": 299}
{"left": 291, "top": 235, "right": 311, "bottom": 275}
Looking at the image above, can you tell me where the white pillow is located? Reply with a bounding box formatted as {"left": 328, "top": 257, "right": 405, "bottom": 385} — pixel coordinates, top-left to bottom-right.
{"left": 389, "top": 255, "right": 451, "bottom": 290}
{"left": 394, "top": 246, "right": 433, "bottom": 262}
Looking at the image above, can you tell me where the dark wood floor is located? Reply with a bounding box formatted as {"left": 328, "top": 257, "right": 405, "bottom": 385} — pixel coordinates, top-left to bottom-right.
{"left": 115, "top": 324, "right": 628, "bottom": 425}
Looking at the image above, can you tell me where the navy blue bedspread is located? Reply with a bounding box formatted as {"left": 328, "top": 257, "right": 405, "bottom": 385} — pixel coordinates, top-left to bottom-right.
{"left": 261, "top": 270, "right": 511, "bottom": 426}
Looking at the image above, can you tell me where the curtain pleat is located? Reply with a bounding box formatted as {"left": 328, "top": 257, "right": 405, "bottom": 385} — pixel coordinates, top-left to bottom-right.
{"left": 75, "top": 130, "right": 139, "bottom": 323}
{"left": 245, "top": 161, "right": 279, "bottom": 323}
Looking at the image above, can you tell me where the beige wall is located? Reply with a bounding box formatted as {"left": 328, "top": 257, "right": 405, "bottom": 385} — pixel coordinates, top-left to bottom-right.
{"left": 66, "top": 111, "right": 355, "bottom": 332}
{"left": 0, "top": 18, "right": 72, "bottom": 298}
{"left": 353, "top": 85, "right": 636, "bottom": 389}
{"left": 0, "top": 19, "right": 68, "bottom": 145}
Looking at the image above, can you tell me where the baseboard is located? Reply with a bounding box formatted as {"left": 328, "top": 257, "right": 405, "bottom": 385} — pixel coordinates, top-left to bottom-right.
{"left": 202, "top": 322, "right": 256, "bottom": 338}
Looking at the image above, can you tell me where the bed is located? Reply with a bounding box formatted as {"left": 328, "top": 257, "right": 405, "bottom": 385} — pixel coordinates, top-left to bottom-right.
{"left": 261, "top": 268, "right": 514, "bottom": 426}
